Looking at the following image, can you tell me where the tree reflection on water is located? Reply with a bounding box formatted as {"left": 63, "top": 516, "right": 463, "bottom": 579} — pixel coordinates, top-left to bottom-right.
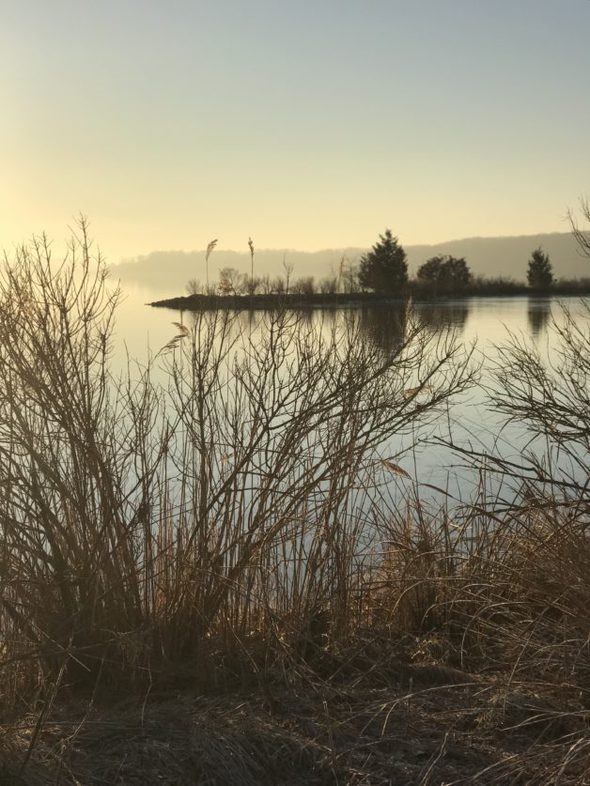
{"left": 527, "top": 298, "right": 551, "bottom": 338}
{"left": 355, "top": 305, "right": 408, "bottom": 356}
{"left": 179, "top": 302, "right": 472, "bottom": 360}
{"left": 415, "top": 301, "right": 470, "bottom": 333}
{"left": 352, "top": 301, "right": 470, "bottom": 356}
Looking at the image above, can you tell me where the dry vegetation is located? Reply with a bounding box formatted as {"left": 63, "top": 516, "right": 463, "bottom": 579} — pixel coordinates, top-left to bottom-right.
{"left": 0, "top": 223, "right": 589, "bottom": 784}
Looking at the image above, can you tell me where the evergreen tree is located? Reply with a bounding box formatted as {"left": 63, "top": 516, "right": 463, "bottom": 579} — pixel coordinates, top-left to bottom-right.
{"left": 358, "top": 229, "right": 408, "bottom": 293}
{"left": 527, "top": 247, "right": 553, "bottom": 289}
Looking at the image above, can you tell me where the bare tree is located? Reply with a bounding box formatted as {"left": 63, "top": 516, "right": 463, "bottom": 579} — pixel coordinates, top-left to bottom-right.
{"left": 319, "top": 275, "right": 338, "bottom": 294}
{"left": 259, "top": 274, "right": 273, "bottom": 294}
{"left": 283, "top": 256, "right": 294, "bottom": 294}
{"left": 186, "top": 277, "right": 202, "bottom": 295}
{"left": 341, "top": 258, "right": 360, "bottom": 294}
{"left": 293, "top": 276, "right": 315, "bottom": 295}
{"left": 273, "top": 276, "right": 286, "bottom": 294}
{"left": 217, "top": 266, "right": 244, "bottom": 295}
{"left": 569, "top": 197, "right": 590, "bottom": 259}
{"left": 243, "top": 275, "right": 261, "bottom": 296}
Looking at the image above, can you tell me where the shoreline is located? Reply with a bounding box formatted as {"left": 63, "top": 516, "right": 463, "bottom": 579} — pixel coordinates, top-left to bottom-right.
{"left": 149, "top": 285, "right": 590, "bottom": 311}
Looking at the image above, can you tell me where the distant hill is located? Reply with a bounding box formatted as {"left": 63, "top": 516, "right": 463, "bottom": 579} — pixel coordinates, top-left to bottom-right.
{"left": 110, "top": 232, "right": 590, "bottom": 293}
{"left": 406, "top": 233, "right": 589, "bottom": 282}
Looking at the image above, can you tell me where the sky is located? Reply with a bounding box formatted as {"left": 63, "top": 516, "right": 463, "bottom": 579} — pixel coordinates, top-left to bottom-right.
{"left": 2, "top": 0, "right": 590, "bottom": 262}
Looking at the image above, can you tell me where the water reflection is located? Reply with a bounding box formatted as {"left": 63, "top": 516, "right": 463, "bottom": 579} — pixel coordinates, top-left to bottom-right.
{"left": 352, "top": 301, "right": 470, "bottom": 356}
{"left": 415, "top": 300, "right": 470, "bottom": 333}
{"left": 178, "top": 303, "right": 470, "bottom": 359}
{"left": 355, "top": 305, "right": 408, "bottom": 355}
{"left": 527, "top": 298, "right": 551, "bottom": 338}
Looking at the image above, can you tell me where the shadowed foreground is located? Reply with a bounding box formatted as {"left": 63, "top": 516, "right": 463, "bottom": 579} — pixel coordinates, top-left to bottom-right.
{"left": 4, "top": 646, "right": 587, "bottom": 786}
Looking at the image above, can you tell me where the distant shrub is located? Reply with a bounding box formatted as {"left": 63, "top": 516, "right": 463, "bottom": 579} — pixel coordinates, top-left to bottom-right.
{"left": 293, "top": 276, "right": 315, "bottom": 296}
{"left": 243, "top": 275, "right": 261, "bottom": 295}
{"left": 467, "top": 276, "right": 525, "bottom": 295}
{"left": 273, "top": 276, "right": 286, "bottom": 294}
{"left": 259, "top": 274, "right": 273, "bottom": 294}
{"left": 217, "top": 267, "right": 245, "bottom": 295}
{"left": 417, "top": 255, "right": 472, "bottom": 291}
{"left": 186, "top": 277, "right": 202, "bottom": 295}
{"left": 319, "top": 275, "right": 338, "bottom": 294}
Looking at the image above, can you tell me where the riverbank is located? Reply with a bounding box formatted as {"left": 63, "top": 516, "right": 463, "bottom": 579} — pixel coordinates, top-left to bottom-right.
{"left": 149, "top": 290, "right": 407, "bottom": 311}
{"left": 149, "top": 279, "right": 590, "bottom": 310}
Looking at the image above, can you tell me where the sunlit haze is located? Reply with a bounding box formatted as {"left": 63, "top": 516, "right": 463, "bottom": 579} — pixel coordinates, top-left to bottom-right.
{"left": 3, "top": 0, "right": 590, "bottom": 261}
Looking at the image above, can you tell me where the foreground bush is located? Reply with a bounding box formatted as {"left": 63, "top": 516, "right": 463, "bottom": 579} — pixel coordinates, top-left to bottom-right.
{"left": 0, "top": 223, "right": 473, "bottom": 699}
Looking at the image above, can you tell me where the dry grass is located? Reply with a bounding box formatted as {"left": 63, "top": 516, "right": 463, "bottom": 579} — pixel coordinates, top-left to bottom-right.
{"left": 0, "top": 224, "right": 589, "bottom": 783}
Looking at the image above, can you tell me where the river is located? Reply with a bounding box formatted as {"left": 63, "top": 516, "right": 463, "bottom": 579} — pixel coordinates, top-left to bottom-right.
{"left": 111, "top": 284, "right": 588, "bottom": 509}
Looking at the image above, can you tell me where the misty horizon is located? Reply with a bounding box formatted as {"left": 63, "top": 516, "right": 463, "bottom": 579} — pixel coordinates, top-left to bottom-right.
{"left": 118, "top": 229, "right": 578, "bottom": 261}
{"left": 110, "top": 229, "right": 589, "bottom": 292}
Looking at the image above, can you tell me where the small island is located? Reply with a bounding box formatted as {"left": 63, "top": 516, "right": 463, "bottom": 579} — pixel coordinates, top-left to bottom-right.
{"left": 150, "top": 230, "right": 590, "bottom": 310}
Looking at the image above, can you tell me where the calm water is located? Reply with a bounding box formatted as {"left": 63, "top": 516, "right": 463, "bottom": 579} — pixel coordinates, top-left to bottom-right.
{"left": 112, "top": 284, "right": 587, "bottom": 507}
{"left": 114, "top": 285, "right": 559, "bottom": 364}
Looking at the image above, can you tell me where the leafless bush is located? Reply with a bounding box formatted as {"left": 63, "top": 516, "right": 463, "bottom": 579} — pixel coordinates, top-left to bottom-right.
{"left": 292, "top": 276, "right": 315, "bottom": 296}
{"left": 242, "top": 275, "right": 261, "bottom": 295}
{"left": 0, "top": 224, "right": 474, "bottom": 699}
{"left": 319, "top": 275, "right": 338, "bottom": 294}
{"left": 482, "top": 302, "right": 590, "bottom": 513}
{"left": 186, "top": 277, "right": 202, "bottom": 295}
{"left": 217, "top": 266, "right": 245, "bottom": 295}
{"left": 569, "top": 197, "right": 590, "bottom": 259}
{"left": 258, "top": 274, "right": 273, "bottom": 295}
{"left": 272, "top": 275, "right": 286, "bottom": 294}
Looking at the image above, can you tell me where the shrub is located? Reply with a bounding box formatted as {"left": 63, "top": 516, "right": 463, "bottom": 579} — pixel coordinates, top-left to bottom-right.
{"left": 417, "top": 255, "right": 472, "bottom": 291}
{"left": 319, "top": 275, "right": 338, "bottom": 294}
{"left": 292, "top": 276, "right": 315, "bottom": 295}
{"left": 0, "top": 223, "right": 473, "bottom": 697}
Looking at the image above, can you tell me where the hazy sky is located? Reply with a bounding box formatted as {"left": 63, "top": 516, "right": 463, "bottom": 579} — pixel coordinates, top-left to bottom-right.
{"left": 2, "top": 0, "right": 589, "bottom": 261}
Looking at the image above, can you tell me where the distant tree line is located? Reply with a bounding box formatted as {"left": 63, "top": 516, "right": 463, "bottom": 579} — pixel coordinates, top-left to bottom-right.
{"left": 187, "top": 230, "right": 559, "bottom": 298}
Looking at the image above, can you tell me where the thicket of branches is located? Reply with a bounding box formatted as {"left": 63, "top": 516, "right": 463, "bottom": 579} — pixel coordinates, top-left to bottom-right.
{"left": 0, "top": 222, "right": 474, "bottom": 699}
{"left": 2, "top": 213, "right": 590, "bottom": 783}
